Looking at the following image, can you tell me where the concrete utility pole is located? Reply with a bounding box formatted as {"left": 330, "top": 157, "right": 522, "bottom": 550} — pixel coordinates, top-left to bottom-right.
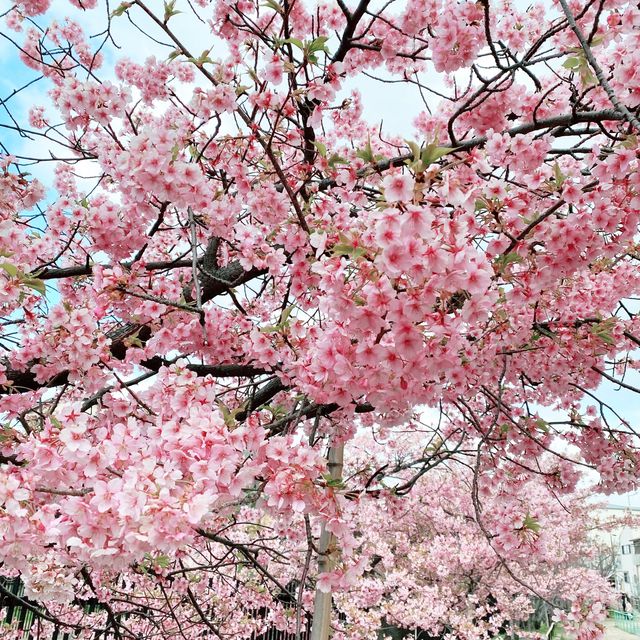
{"left": 310, "top": 443, "right": 344, "bottom": 640}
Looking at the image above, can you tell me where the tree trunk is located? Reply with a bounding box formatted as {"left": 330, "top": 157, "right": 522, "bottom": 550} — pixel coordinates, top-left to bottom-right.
{"left": 310, "top": 443, "right": 344, "bottom": 640}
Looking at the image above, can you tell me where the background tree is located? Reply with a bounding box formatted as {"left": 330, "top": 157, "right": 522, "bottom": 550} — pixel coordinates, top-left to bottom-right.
{"left": 0, "top": 456, "right": 616, "bottom": 640}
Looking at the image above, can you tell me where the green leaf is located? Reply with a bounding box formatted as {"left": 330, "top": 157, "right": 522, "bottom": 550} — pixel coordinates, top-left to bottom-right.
{"left": 307, "top": 36, "right": 330, "bottom": 55}
{"left": 590, "top": 318, "right": 617, "bottom": 346}
{"left": 22, "top": 277, "right": 46, "bottom": 295}
{"left": 261, "top": 306, "right": 295, "bottom": 334}
{"left": 189, "top": 49, "right": 213, "bottom": 66}
{"left": 562, "top": 53, "right": 596, "bottom": 86}
{"left": 534, "top": 418, "right": 549, "bottom": 433}
{"left": 405, "top": 140, "right": 421, "bottom": 163}
{"left": 283, "top": 37, "right": 304, "bottom": 51}
{"left": 0, "top": 263, "right": 18, "bottom": 278}
{"left": 261, "top": 0, "right": 283, "bottom": 12}
{"left": 493, "top": 252, "right": 523, "bottom": 274}
{"left": 553, "top": 162, "right": 566, "bottom": 189}
{"left": 313, "top": 141, "right": 327, "bottom": 158}
{"left": 279, "top": 304, "right": 294, "bottom": 326}
{"left": 124, "top": 328, "right": 144, "bottom": 349}
{"left": 217, "top": 401, "right": 241, "bottom": 427}
{"left": 155, "top": 554, "right": 171, "bottom": 568}
{"left": 167, "top": 49, "right": 183, "bottom": 61}
{"left": 266, "top": 404, "right": 289, "bottom": 419}
{"left": 323, "top": 474, "right": 344, "bottom": 489}
{"left": 332, "top": 243, "right": 366, "bottom": 258}
{"left": 579, "top": 65, "right": 596, "bottom": 86}
{"left": 163, "top": 0, "right": 181, "bottom": 22}
{"left": 111, "top": 1, "right": 132, "bottom": 17}
{"left": 188, "top": 143, "right": 199, "bottom": 160}
{"left": 327, "top": 154, "right": 349, "bottom": 168}
{"left": 421, "top": 143, "right": 456, "bottom": 167}
{"left": 522, "top": 513, "right": 541, "bottom": 534}
{"left": 562, "top": 57, "right": 581, "bottom": 70}
{"left": 356, "top": 138, "right": 375, "bottom": 163}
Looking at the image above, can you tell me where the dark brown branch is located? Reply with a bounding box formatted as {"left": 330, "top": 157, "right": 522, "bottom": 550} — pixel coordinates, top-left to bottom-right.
{"left": 331, "top": 0, "right": 372, "bottom": 64}
{"left": 2, "top": 262, "right": 267, "bottom": 395}
{"left": 316, "top": 110, "right": 626, "bottom": 191}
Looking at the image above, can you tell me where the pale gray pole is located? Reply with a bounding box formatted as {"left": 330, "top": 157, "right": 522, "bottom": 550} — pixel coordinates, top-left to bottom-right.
{"left": 310, "top": 443, "right": 344, "bottom": 640}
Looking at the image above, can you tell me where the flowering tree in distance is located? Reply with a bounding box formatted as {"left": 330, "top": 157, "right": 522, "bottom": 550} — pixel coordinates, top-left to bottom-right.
{"left": 1, "top": 0, "right": 640, "bottom": 637}
{"left": 0, "top": 456, "right": 617, "bottom": 640}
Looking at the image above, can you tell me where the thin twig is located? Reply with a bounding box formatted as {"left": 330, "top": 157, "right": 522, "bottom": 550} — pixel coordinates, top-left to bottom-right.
{"left": 557, "top": 0, "right": 640, "bottom": 131}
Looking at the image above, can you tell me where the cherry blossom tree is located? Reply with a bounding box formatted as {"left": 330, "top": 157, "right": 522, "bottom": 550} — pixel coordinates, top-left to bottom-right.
{"left": 0, "top": 451, "right": 618, "bottom": 640}
{"left": 1, "top": 0, "right": 640, "bottom": 637}
{"left": 332, "top": 463, "right": 615, "bottom": 640}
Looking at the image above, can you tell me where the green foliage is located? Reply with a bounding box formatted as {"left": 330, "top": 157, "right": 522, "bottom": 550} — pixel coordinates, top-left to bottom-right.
{"left": 493, "top": 252, "right": 523, "bottom": 275}
{"left": 322, "top": 474, "right": 344, "bottom": 489}
{"left": 589, "top": 317, "right": 617, "bottom": 346}
{"left": 217, "top": 401, "right": 242, "bottom": 427}
{"left": 332, "top": 233, "right": 367, "bottom": 258}
{"left": 21, "top": 277, "right": 46, "bottom": 295}
{"left": 356, "top": 139, "right": 375, "bottom": 163}
{"left": 534, "top": 418, "right": 549, "bottom": 433}
{"left": 355, "top": 137, "right": 386, "bottom": 164}
{"left": 260, "top": 304, "right": 295, "bottom": 333}
{"left": 111, "top": 2, "right": 133, "bottom": 17}
{"left": 0, "top": 262, "right": 18, "bottom": 278}
{"left": 261, "top": 0, "right": 283, "bottom": 13}
{"left": 404, "top": 138, "right": 457, "bottom": 172}
{"left": 552, "top": 162, "right": 566, "bottom": 189}
{"left": 313, "top": 141, "right": 327, "bottom": 158}
{"left": 141, "top": 553, "right": 171, "bottom": 572}
{"left": 281, "top": 36, "right": 330, "bottom": 64}
{"left": 163, "top": 0, "right": 181, "bottom": 22}
{"left": 0, "top": 261, "right": 46, "bottom": 295}
{"left": 562, "top": 51, "right": 596, "bottom": 85}
{"left": 327, "top": 153, "right": 349, "bottom": 168}
{"left": 331, "top": 243, "right": 366, "bottom": 258}
{"left": 283, "top": 37, "right": 304, "bottom": 50}
{"left": 188, "top": 49, "right": 214, "bottom": 66}
{"left": 521, "top": 513, "right": 541, "bottom": 534}
{"left": 421, "top": 141, "right": 456, "bottom": 166}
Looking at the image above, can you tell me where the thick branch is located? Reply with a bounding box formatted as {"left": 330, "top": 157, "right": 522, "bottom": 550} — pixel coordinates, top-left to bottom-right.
{"left": 331, "top": 0, "right": 372, "bottom": 64}
{"left": 316, "top": 110, "right": 626, "bottom": 191}
{"left": 2, "top": 262, "right": 266, "bottom": 395}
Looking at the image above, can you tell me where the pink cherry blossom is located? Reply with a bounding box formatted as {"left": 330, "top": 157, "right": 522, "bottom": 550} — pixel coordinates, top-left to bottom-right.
{"left": 381, "top": 173, "right": 414, "bottom": 203}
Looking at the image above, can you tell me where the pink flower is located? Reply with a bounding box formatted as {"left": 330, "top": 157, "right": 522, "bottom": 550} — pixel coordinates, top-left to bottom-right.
{"left": 316, "top": 571, "right": 339, "bottom": 593}
{"left": 17, "top": 0, "right": 51, "bottom": 16}
{"left": 381, "top": 173, "right": 414, "bottom": 202}
{"left": 185, "top": 492, "right": 213, "bottom": 524}
{"left": 264, "top": 56, "right": 284, "bottom": 85}
{"left": 59, "top": 423, "right": 91, "bottom": 454}
{"left": 209, "top": 85, "right": 237, "bottom": 113}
